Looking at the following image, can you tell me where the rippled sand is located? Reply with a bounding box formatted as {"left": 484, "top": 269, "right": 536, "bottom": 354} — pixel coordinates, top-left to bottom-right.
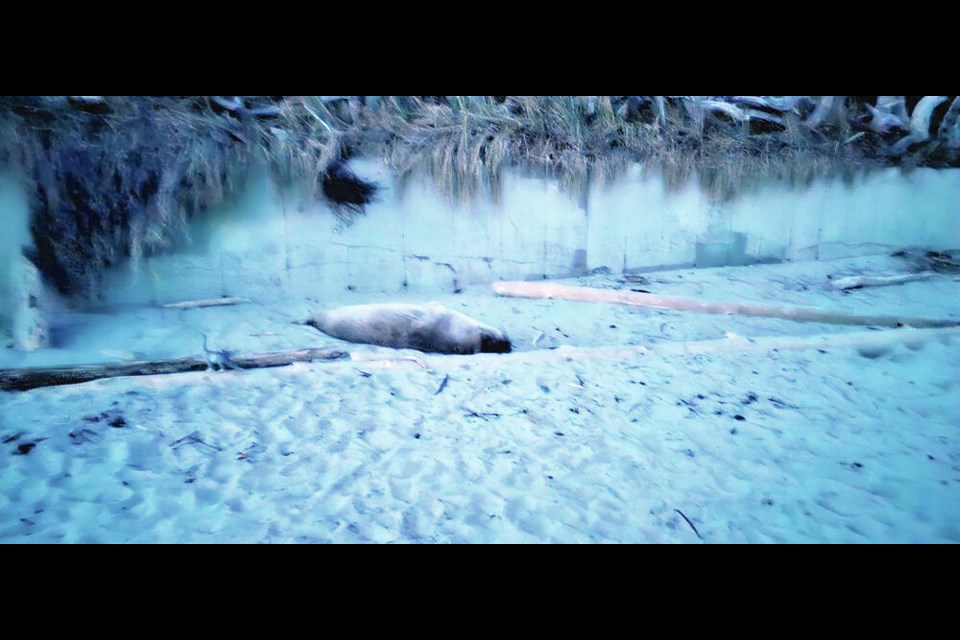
{"left": 1, "top": 255, "right": 958, "bottom": 543}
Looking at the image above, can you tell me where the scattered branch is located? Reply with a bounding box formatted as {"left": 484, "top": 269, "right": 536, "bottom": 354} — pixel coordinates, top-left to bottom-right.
{"left": 890, "top": 96, "right": 948, "bottom": 155}
{"left": 675, "top": 509, "right": 703, "bottom": 541}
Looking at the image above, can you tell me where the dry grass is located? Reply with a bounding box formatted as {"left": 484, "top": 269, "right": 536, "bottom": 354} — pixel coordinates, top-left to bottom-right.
{"left": 356, "top": 96, "right": 885, "bottom": 204}
{"left": 0, "top": 95, "right": 942, "bottom": 299}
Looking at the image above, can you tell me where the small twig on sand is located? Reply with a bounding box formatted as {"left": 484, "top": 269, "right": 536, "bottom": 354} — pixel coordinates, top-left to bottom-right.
{"left": 675, "top": 508, "right": 703, "bottom": 541}
{"left": 435, "top": 374, "right": 450, "bottom": 396}
{"left": 463, "top": 407, "right": 501, "bottom": 420}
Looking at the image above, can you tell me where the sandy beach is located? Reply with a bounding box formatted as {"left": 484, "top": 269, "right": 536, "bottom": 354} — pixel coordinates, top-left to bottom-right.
{"left": 1, "top": 254, "right": 958, "bottom": 543}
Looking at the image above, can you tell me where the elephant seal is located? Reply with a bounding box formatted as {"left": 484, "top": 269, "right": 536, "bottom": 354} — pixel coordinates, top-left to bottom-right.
{"left": 305, "top": 303, "right": 511, "bottom": 355}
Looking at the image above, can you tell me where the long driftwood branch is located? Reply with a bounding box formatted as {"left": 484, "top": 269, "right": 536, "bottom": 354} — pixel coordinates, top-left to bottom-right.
{"left": 492, "top": 281, "right": 958, "bottom": 329}
{"left": 0, "top": 347, "right": 349, "bottom": 392}
{"left": 161, "top": 297, "right": 251, "bottom": 309}
{"left": 829, "top": 272, "right": 938, "bottom": 291}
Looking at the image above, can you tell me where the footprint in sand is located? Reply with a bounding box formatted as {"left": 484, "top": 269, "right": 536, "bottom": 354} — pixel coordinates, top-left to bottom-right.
{"left": 389, "top": 478, "right": 415, "bottom": 502}
{"left": 385, "top": 457, "right": 425, "bottom": 481}
{"left": 326, "top": 429, "right": 354, "bottom": 454}
{"left": 401, "top": 509, "right": 433, "bottom": 542}
{"left": 359, "top": 427, "right": 400, "bottom": 453}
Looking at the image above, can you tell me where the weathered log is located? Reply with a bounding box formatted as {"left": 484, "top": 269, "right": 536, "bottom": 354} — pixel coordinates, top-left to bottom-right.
{"left": 804, "top": 96, "right": 839, "bottom": 128}
{"left": 161, "top": 297, "right": 251, "bottom": 310}
{"left": 0, "top": 347, "right": 349, "bottom": 392}
{"left": 866, "top": 96, "right": 909, "bottom": 134}
{"left": 491, "top": 280, "right": 958, "bottom": 328}
{"left": 890, "top": 96, "right": 949, "bottom": 155}
{"left": 829, "top": 272, "right": 938, "bottom": 290}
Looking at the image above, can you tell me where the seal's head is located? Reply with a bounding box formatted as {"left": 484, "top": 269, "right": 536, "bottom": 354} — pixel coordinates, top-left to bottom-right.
{"left": 480, "top": 330, "right": 512, "bottom": 353}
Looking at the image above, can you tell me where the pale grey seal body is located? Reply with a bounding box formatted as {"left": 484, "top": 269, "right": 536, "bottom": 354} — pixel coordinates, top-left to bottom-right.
{"left": 305, "top": 303, "right": 511, "bottom": 354}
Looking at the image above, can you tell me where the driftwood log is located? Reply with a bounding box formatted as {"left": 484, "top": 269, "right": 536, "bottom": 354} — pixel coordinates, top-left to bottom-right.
{"left": 161, "top": 297, "right": 251, "bottom": 310}
{"left": 0, "top": 347, "right": 349, "bottom": 392}
{"left": 828, "top": 272, "right": 938, "bottom": 291}
{"left": 492, "top": 281, "right": 959, "bottom": 329}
